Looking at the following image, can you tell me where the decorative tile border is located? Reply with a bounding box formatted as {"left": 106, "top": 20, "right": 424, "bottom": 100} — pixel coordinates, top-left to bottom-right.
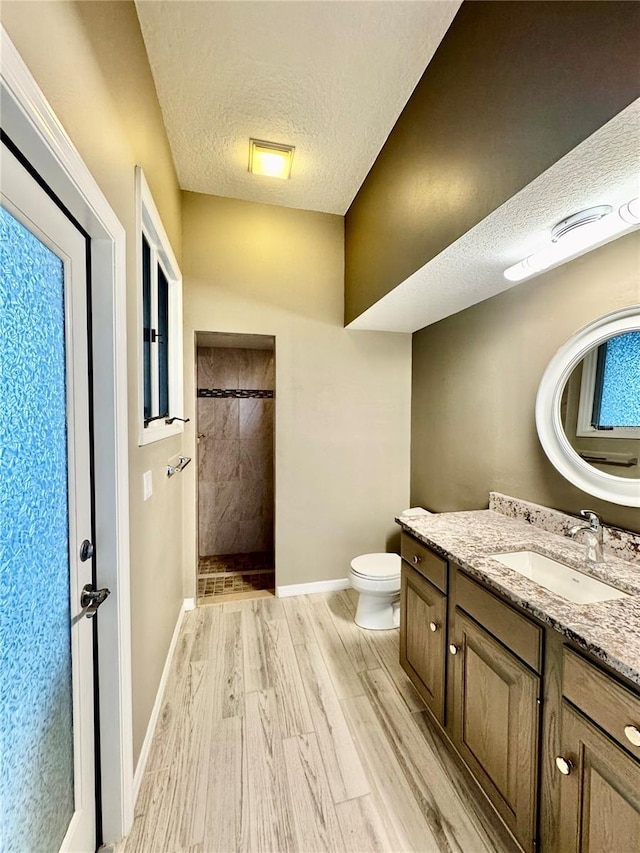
{"left": 489, "top": 492, "right": 640, "bottom": 565}
{"left": 198, "top": 388, "right": 274, "bottom": 399}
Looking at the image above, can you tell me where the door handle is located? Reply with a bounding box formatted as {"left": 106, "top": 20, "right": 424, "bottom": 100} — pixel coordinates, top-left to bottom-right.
{"left": 81, "top": 584, "right": 111, "bottom": 619}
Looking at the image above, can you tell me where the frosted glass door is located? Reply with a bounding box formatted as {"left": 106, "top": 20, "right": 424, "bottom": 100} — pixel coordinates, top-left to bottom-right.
{"left": 0, "top": 144, "right": 95, "bottom": 852}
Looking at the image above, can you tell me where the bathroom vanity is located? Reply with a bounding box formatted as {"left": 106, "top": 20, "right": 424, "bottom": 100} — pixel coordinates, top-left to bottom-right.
{"left": 397, "top": 494, "right": 640, "bottom": 853}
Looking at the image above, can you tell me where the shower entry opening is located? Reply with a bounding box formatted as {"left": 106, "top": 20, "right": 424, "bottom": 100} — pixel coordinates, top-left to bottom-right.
{"left": 195, "top": 332, "right": 275, "bottom": 603}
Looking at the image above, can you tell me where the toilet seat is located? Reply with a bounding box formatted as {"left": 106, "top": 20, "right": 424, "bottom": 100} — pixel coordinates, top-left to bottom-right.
{"left": 349, "top": 553, "right": 401, "bottom": 630}
{"left": 350, "top": 553, "right": 401, "bottom": 581}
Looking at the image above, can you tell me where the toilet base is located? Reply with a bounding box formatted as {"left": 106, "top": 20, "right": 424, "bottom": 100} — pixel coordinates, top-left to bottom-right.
{"left": 354, "top": 591, "right": 400, "bottom": 630}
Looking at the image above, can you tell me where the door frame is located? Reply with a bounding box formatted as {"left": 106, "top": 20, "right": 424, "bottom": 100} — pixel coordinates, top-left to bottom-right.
{"left": 1, "top": 26, "right": 134, "bottom": 843}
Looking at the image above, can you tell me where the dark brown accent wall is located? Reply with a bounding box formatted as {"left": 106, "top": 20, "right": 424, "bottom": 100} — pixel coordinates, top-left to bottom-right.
{"left": 345, "top": 1, "right": 640, "bottom": 324}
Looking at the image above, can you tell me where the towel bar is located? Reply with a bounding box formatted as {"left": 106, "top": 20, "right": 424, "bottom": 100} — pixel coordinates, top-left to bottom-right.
{"left": 167, "top": 455, "right": 192, "bottom": 477}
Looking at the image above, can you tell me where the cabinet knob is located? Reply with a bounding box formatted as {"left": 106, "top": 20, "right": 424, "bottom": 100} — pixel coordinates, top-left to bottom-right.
{"left": 555, "top": 756, "right": 573, "bottom": 776}
{"left": 429, "top": 622, "right": 439, "bottom": 632}
{"left": 624, "top": 725, "right": 640, "bottom": 747}
{"left": 449, "top": 644, "right": 459, "bottom": 655}
{"left": 412, "top": 555, "right": 421, "bottom": 565}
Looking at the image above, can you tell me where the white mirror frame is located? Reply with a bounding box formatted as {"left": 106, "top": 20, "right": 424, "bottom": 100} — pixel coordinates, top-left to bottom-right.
{"left": 536, "top": 304, "right": 640, "bottom": 508}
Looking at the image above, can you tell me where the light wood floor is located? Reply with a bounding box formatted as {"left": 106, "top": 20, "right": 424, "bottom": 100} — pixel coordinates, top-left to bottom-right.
{"left": 121, "top": 590, "right": 518, "bottom": 853}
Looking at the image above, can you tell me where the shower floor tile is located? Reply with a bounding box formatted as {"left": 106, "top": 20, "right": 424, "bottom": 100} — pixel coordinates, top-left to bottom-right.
{"left": 197, "top": 551, "right": 275, "bottom": 602}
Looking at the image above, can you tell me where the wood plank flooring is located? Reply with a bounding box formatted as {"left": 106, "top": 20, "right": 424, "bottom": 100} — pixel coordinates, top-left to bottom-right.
{"left": 122, "top": 591, "right": 519, "bottom": 853}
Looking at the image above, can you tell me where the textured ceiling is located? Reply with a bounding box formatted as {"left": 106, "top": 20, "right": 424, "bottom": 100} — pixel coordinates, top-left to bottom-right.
{"left": 347, "top": 99, "right": 640, "bottom": 332}
{"left": 135, "top": 0, "right": 460, "bottom": 214}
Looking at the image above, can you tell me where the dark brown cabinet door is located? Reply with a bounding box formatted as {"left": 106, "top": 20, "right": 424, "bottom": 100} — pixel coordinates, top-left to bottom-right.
{"left": 556, "top": 701, "right": 640, "bottom": 853}
{"left": 400, "top": 563, "right": 447, "bottom": 724}
{"left": 450, "top": 608, "right": 540, "bottom": 852}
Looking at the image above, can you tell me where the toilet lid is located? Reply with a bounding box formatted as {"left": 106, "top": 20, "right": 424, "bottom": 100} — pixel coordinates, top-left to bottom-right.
{"left": 350, "top": 553, "right": 401, "bottom": 580}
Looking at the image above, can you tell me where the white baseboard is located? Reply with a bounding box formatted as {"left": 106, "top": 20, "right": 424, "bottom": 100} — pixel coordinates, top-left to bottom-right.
{"left": 276, "top": 577, "right": 351, "bottom": 598}
{"left": 132, "top": 599, "right": 189, "bottom": 803}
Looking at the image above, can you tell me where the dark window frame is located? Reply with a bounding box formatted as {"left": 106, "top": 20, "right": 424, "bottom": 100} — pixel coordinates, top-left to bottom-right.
{"left": 137, "top": 166, "right": 183, "bottom": 446}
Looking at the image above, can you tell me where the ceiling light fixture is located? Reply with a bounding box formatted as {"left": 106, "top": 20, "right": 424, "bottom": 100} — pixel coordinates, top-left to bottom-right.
{"left": 504, "top": 198, "right": 640, "bottom": 283}
{"left": 248, "top": 139, "right": 295, "bottom": 179}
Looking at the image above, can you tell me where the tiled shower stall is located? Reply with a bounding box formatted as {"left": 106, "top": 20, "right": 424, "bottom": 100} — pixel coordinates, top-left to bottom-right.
{"left": 196, "top": 341, "right": 275, "bottom": 600}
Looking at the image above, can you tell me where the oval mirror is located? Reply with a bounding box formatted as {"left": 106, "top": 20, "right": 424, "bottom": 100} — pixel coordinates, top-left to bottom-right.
{"left": 536, "top": 305, "right": 640, "bottom": 507}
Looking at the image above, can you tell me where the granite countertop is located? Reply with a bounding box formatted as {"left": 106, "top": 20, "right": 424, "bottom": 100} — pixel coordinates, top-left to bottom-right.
{"left": 396, "top": 508, "right": 640, "bottom": 688}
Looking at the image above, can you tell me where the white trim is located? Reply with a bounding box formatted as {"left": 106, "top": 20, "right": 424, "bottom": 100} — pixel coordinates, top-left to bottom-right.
{"left": 132, "top": 601, "right": 188, "bottom": 803}
{"left": 59, "top": 813, "right": 83, "bottom": 853}
{"left": 1, "top": 26, "right": 134, "bottom": 841}
{"left": 135, "top": 167, "right": 184, "bottom": 446}
{"left": 575, "top": 347, "right": 600, "bottom": 436}
{"left": 276, "top": 578, "right": 351, "bottom": 598}
{"left": 535, "top": 304, "right": 640, "bottom": 508}
{"left": 183, "top": 597, "right": 196, "bottom": 612}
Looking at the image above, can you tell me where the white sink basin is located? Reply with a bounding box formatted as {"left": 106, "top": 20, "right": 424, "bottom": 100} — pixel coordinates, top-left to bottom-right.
{"left": 491, "top": 551, "right": 630, "bottom": 604}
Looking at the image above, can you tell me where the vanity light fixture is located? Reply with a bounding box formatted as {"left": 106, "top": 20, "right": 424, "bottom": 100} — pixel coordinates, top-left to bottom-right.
{"left": 248, "top": 138, "right": 295, "bottom": 179}
{"left": 504, "top": 198, "right": 640, "bottom": 282}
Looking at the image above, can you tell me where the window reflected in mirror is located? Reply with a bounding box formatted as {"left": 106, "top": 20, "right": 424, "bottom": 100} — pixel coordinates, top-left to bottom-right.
{"left": 560, "top": 331, "right": 640, "bottom": 480}
{"left": 592, "top": 331, "right": 640, "bottom": 429}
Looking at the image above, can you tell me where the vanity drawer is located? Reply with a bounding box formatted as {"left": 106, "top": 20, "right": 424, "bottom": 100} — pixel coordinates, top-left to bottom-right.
{"left": 401, "top": 533, "right": 447, "bottom": 593}
{"left": 563, "top": 647, "right": 640, "bottom": 759}
{"left": 456, "top": 571, "right": 542, "bottom": 673}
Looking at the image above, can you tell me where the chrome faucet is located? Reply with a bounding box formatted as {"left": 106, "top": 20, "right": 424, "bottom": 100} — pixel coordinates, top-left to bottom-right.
{"left": 569, "top": 510, "right": 604, "bottom": 564}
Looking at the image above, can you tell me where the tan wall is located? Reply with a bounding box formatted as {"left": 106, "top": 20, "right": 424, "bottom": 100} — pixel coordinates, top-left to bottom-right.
{"left": 411, "top": 231, "right": 640, "bottom": 533}
{"left": 182, "top": 192, "right": 412, "bottom": 592}
{"left": 2, "top": 1, "right": 185, "bottom": 765}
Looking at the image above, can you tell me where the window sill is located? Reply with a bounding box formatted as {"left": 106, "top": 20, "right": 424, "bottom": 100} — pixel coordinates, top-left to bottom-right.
{"left": 576, "top": 426, "right": 640, "bottom": 440}
{"left": 138, "top": 419, "right": 184, "bottom": 447}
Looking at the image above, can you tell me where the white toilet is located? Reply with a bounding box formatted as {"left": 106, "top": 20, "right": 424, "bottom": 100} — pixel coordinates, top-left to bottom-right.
{"left": 349, "top": 508, "right": 431, "bottom": 630}
{"left": 349, "top": 553, "right": 402, "bottom": 630}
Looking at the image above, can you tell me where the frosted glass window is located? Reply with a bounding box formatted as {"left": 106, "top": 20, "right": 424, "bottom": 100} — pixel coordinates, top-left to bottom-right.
{"left": 0, "top": 206, "right": 75, "bottom": 852}
{"left": 593, "top": 331, "right": 640, "bottom": 428}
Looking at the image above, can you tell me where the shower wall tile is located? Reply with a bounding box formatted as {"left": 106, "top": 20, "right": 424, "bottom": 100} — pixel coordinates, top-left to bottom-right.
{"left": 198, "top": 347, "right": 240, "bottom": 389}
{"left": 240, "top": 439, "right": 273, "bottom": 481}
{"left": 239, "top": 518, "right": 273, "bottom": 553}
{"left": 197, "top": 347, "right": 214, "bottom": 387}
{"left": 238, "top": 349, "right": 274, "bottom": 390}
{"left": 213, "top": 399, "right": 239, "bottom": 439}
{"left": 213, "top": 439, "right": 241, "bottom": 482}
{"left": 197, "top": 399, "right": 215, "bottom": 436}
{"left": 240, "top": 479, "right": 273, "bottom": 522}
{"left": 198, "top": 401, "right": 239, "bottom": 450}
{"left": 239, "top": 399, "right": 274, "bottom": 439}
{"left": 198, "top": 438, "right": 214, "bottom": 482}
{"left": 213, "top": 480, "right": 242, "bottom": 525}
{"left": 213, "top": 520, "right": 242, "bottom": 555}
{"left": 198, "top": 482, "right": 216, "bottom": 556}
{"left": 197, "top": 344, "right": 275, "bottom": 557}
